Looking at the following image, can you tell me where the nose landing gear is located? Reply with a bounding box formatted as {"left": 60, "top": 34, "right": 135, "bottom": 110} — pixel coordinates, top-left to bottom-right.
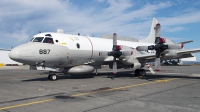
{"left": 48, "top": 71, "right": 59, "bottom": 81}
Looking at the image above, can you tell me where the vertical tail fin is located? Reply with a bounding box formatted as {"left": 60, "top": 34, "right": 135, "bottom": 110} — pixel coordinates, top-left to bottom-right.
{"left": 139, "top": 18, "right": 159, "bottom": 43}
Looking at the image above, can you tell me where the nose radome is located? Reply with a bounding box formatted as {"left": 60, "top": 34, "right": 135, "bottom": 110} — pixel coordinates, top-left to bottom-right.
{"left": 9, "top": 48, "right": 20, "bottom": 61}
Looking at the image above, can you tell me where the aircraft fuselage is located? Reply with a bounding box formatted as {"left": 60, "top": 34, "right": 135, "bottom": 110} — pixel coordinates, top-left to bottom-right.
{"left": 9, "top": 32, "right": 151, "bottom": 67}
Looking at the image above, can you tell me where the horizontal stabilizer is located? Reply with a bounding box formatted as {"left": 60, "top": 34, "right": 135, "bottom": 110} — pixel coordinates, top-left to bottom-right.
{"left": 177, "top": 40, "right": 193, "bottom": 44}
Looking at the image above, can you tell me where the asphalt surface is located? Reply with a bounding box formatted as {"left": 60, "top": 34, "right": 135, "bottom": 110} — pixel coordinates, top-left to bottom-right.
{"left": 0, "top": 66, "right": 200, "bottom": 112}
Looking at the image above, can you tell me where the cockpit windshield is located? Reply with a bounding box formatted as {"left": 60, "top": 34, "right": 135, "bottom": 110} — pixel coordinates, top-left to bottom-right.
{"left": 32, "top": 37, "right": 44, "bottom": 42}
{"left": 43, "top": 37, "right": 54, "bottom": 44}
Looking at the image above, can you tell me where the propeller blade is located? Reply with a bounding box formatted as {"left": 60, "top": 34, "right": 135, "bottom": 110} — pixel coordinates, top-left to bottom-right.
{"left": 113, "top": 33, "right": 117, "bottom": 46}
{"left": 155, "top": 23, "right": 161, "bottom": 44}
{"left": 156, "top": 50, "right": 160, "bottom": 58}
{"left": 155, "top": 58, "right": 161, "bottom": 72}
{"left": 113, "top": 59, "right": 117, "bottom": 75}
{"left": 155, "top": 23, "right": 161, "bottom": 37}
{"left": 155, "top": 37, "right": 161, "bottom": 44}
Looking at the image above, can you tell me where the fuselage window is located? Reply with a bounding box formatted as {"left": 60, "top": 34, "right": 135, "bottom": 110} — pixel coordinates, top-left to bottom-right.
{"left": 76, "top": 43, "right": 80, "bottom": 49}
{"left": 33, "top": 37, "right": 44, "bottom": 42}
{"left": 43, "top": 37, "right": 54, "bottom": 44}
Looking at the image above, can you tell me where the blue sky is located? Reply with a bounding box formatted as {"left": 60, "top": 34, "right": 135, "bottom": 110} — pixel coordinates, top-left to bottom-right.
{"left": 0, "top": 0, "right": 200, "bottom": 61}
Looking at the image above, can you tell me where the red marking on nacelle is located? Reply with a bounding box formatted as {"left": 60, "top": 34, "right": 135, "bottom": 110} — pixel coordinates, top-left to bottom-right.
{"left": 160, "top": 38, "right": 165, "bottom": 43}
{"left": 113, "top": 33, "right": 116, "bottom": 35}
{"left": 116, "top": 45, "right": 121, "bottom": 50}
{"left": 136, "top": 47, "right": 138, "bottom": 51}
{"left": 131, "top": 51, "right": 133, "bottom": 55}
{"left": 181, "top": 43, "right": 184, "bottom": 48}
{"left": 113, "top": 72, "right": 117, "bottom": 75}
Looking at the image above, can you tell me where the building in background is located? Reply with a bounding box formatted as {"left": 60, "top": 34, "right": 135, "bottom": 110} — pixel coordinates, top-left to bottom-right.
{"left": 0, "top": 49, "right": 22, "bottom": 66}
{"left": 180, "top": 57, "right": 197, "bottom": 65}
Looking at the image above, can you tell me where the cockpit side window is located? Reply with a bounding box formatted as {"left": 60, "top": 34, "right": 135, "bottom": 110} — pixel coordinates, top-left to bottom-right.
{"left": 43, "top": 37, "right": 54, "bottom": 44}
{"left": 30, "top": 37, "right": 34, "bottom": 42}
{"left": 33, "top": 37, "right": 44, "bottom": 42}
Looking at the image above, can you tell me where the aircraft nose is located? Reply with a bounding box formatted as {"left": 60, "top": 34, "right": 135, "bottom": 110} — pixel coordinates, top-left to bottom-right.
{"left": 9, "top": 48, "right": 20, "bottom": 61}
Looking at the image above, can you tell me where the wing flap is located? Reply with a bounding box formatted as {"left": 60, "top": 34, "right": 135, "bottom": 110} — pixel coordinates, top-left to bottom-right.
{"left": 135, "top": 54, "right": 155, "bottom": 60}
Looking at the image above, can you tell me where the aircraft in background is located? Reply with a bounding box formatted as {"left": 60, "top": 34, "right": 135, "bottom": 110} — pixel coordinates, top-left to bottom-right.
{"left": 9, "top": 18, "right": 200, "bottom": 81}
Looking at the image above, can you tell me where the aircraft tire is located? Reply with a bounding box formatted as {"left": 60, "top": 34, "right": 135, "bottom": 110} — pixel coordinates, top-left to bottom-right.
{"left": 135, "top": 69, "right": 140, "bottom": 77}
{"left": 138, "top": 69, "right": 146, "bottom": 79}
{"left": 50, "top": 75, "right": 57, "bottom": 81}
{"left": 48, "top": 75, "right": 51, "bottom": 80}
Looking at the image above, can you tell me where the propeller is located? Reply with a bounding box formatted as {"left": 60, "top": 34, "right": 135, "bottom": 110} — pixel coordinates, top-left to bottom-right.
{"left": 136, "top": 23, "right": 184, "bottom": 72}
{"left": 108, "top": 33, "right": 122, "bottom": 74}
{"left": 154, "top": 24, "right": 164, "bottom": 71}
{"left": 99, "top": 33, "right": 133, "bottom": 75}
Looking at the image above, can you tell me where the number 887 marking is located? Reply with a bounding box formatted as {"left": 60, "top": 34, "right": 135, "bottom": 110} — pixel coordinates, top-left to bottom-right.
{"left": 39, "top": 49, "right": 50, "bottom": 54}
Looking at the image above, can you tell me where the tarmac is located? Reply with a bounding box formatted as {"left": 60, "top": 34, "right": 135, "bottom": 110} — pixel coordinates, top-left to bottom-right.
{"left": 0, "top": 65, "right": 200, "bottom": 112}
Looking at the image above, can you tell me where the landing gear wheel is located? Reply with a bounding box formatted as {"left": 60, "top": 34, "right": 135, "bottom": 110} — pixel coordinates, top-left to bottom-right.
{"left": 48, "top": 71, "right": 58, "bottom": 81}
{"left": 138, "top": 69, "right": 146, "bottom": 79}
{"left": 48, "top": 75, "right": 51, "bottom": 80}
{"left": 135, "top": 69, "right": 140, "bottom": 77}
{"left": 50, "top": 75, "right": 57, "bottom": 81}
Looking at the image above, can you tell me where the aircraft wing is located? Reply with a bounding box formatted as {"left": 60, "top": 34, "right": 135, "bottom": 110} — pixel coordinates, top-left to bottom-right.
{"left": 135, "top": 54, "right": 155, "bottom": 60}
{"left": 177, "top": 48, "right": 200, "bottom": 55}
{"left": 178, "top": 53, "right": 194, "bottom": 58}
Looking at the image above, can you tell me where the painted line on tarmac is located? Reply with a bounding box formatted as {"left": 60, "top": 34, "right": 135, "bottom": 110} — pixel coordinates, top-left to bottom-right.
{"left": 146, "top": 72, "right": 181, "bottom": 74}
{"left": 0, "top": 75, "right": 45, "bottom": 80}
{"left": 70, "top": 78, "right": 179, "bottom": 97}
{"left": 0, "top": 99, "right": 54, "bottom": 110}
{"left": 0, "top": 78, "right": 179, "bottom": 110}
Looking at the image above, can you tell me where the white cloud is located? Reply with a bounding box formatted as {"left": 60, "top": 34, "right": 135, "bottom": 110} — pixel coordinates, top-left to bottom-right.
{"left": 0, "top": 29, "right": 29, "bottom": 45}
{"left": 166, "top": 27, "right": 186, "bottom": 32}
{"left": 158, "top": 12, "right": 200, "bottom": 26}
{"left": 193, "top": 0, "right": 200, "bottom": 5}
{"left": 96, "top": 0, "right": 105, "bottom": 3}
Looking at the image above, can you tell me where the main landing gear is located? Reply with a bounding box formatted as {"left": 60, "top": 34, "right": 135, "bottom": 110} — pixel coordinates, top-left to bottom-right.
{"left": 48, "top": 71, "right": 59, "bottom": 81}
{"left": 135, "top": 69, "right": 146, "bottom": 78}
